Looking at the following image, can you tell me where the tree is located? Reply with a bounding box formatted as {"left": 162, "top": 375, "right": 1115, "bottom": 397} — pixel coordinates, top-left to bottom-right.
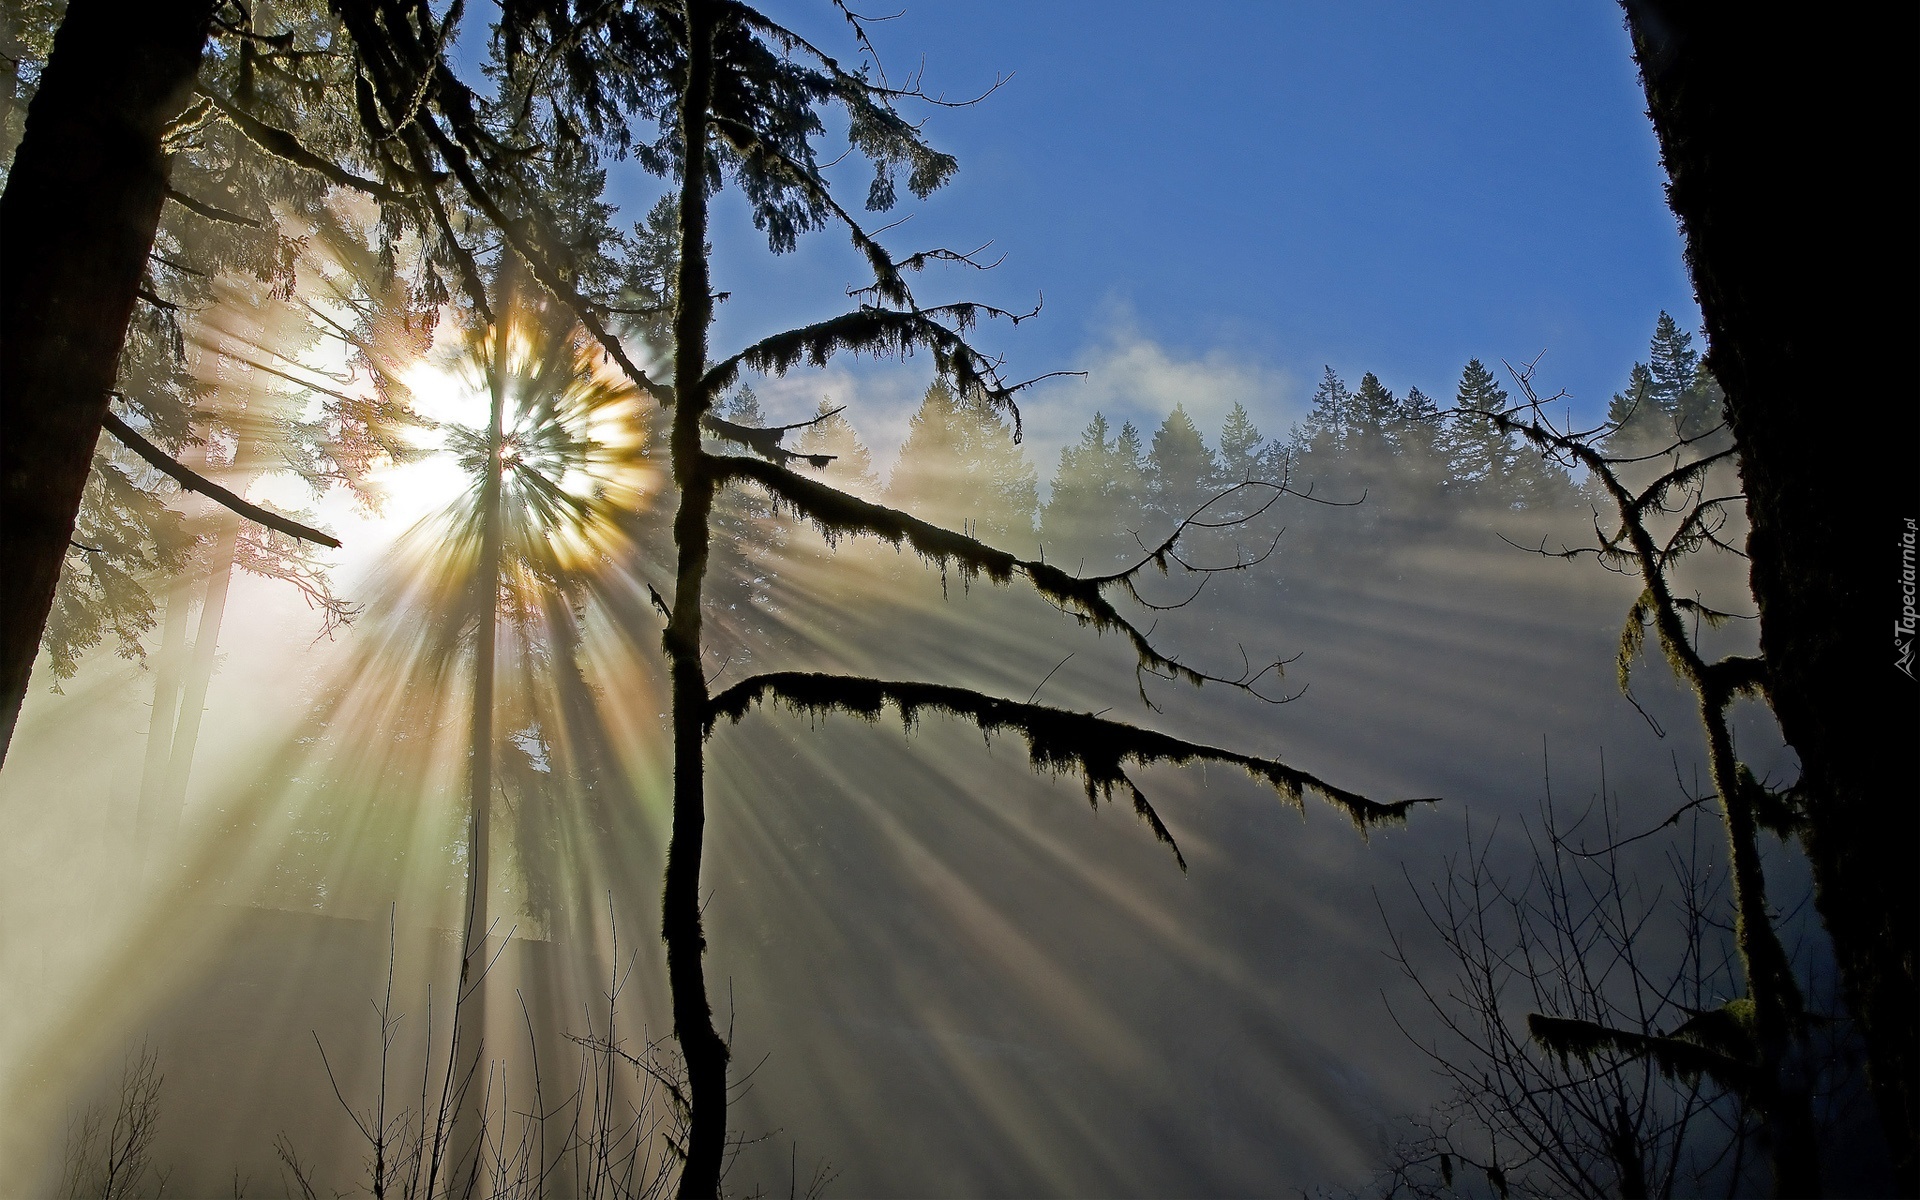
{"left": 1217, "top": 401, "right": 1266, "bottom": 484}
{"left": 1040, "top": 411, "right": 1148, "bottom": 573}
{"left": 1297, "top": 365, "right": 1352, "bottom": 461}
{"left": 1449, "top": 360, "right": 1524, "bottom": 507}
{"left": 1471, "top": 366, "right": 1821, "bottom": 1195}
{"left": 888, "top": 379, "right": 1038, "bottom": 552}
{"left": 1347, "top": 371, "right": 1403, "bottom": 468}
{"left": 0, "top": 0, "right": 222, "bottom": 755}
{"left": 1145, "top": 403, "right": 1220, "bottom": 528}
{"left": 0, "top": 0, "right": 653, "bottom": 764}
{"left": 1619, "top": 11, "right": 1918, "bottom": 1181}
{"left": 6, "top": 8, "right": 1426, "bottom": 1196}
{"left": 1375, "top": 798, "right": 1756, "bottom": 1200}
{"left": 487, "top": 5, "right": 1429, "bottom": 1193}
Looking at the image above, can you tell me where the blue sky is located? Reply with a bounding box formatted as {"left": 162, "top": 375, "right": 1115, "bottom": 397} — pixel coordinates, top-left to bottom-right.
{"left": 596, "top": 3, "right": 1700, "bottom": 468}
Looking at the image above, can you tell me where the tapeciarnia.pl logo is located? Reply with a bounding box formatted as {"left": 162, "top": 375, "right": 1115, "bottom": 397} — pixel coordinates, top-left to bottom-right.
{"left": 1899, "top": 517, "right": 1917, "bottom": 679}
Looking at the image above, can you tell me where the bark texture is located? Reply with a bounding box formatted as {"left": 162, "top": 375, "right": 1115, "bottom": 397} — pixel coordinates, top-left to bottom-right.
{"left": 662, "top": 4, "right": 728, "bottom": 1196}
{"left": 1621, "top": 3, "right": 1919, "bottom": 1186}
{"left": 0, "top": 0, "right": 216, "bottom": 762}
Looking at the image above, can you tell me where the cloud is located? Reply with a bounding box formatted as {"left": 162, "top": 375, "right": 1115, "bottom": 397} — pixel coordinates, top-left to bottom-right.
{"left": 1021, "top": 320, "right": 1303, "bottom": 492}
{"left": 737, "top": 318, "right": 1304, "bottom": 494}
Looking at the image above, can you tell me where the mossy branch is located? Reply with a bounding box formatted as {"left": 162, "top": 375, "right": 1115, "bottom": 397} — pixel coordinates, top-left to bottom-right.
{"left": 197, "top": 84, "right": 412, "bottom": 204}
{"left": 1528, "top": 1003, "right": 1757, "bottom": 1096}
{"left": 702, "top": 302, "right": 1037, "bottom": 439}
{"left": 102, "top": 411, "right": 341, "bottom": 548}
{"left": 706, "top": 453, "right": 1300, "bottom": 702}
{"left": 706, "top": 671, "right": 1434, "bottom": 870}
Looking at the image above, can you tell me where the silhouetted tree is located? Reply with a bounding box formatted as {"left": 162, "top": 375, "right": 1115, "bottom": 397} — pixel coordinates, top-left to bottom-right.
{"left": 514, "top": 5, "right": 1430, "bottom": 1192}
{"left": 1217, "top": 401, "right": 1266, "bottom": 484}
{"left": 1470, "top": 364, "right": 1821, "bottom": 1196}
{"left": 1298, "top": 365, "right": 1353, "bottom": 461}
{"left": 1449, "top": 360, "right": 1526, "bottom": 508}
{"left": 1619, "top": 19, "right": 1918, "bottom": 1178}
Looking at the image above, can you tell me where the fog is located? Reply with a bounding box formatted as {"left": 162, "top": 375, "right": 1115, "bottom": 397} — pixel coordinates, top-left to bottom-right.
{"left": 1, "top": 404, "right": 1814, "bottom": 1195}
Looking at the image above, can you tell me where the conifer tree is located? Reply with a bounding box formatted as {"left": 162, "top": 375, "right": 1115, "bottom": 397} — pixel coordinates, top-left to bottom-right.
{"left": 1605, "top": 361, "right": 1667, "bottom": 450}
{"left": 1217, "top": 401, "right": 1266, "bottom": 484}
{"left": 794, "top": 399, "right": 880, "bottom": 497}
{"left": 1297, "top": 365, "right": 1351, "bottom": 460}
{"left": 1040, "top": 411, "right": 1148, "bottom": 573}
{"left": 1393, "top": 385, "right": 1448, "bottom": 506}
{"left": 1145, "top": 403, "right": 1220, "bottom": 527}
{"left": 889, "top": 379, "right": 1038, "bottom": 551}
{"left": 1347, "top": 371, "right": 1403, "bottom": 468}
{"left": 1646, "top": 310, "right": 1697, "bottom": 416}
{"left": 1449, "top": 359, "right": 1523, "bottom": 506}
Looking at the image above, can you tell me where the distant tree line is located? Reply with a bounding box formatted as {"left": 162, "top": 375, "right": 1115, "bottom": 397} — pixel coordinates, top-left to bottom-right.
{"left": 759, "top": 314, "right": 1719, "bottom": 584}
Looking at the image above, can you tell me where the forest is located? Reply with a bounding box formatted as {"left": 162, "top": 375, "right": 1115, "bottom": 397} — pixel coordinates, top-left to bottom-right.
{"left": 0, "top": 2, "right": 1913, "bottom": 1198}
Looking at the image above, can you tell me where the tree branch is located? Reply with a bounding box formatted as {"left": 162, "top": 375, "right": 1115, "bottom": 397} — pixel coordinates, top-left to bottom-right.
{"left": 163, "top": 184, "right": 264, "bottom": 228}
{"left": 706, "top": 671, "right": 1434, "bottom": 865}
{"left": 101, "top": 411, "right": 341, "bottom": 547}
{"left": 197, "top": 84, "right": 413, "bottom": 204}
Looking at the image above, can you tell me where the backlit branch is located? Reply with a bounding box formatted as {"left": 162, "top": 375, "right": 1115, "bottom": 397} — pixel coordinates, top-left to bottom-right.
{"left": 707, "top": 453, "right": 1304, "bottom": 703}
{"left": 706, "top": 671, "right": 1434, "bottom": 870}
{"left": 197, "top": 84, "right": 413, "bottom": 204}
{"left": 703, "top": 302, "right": 1041, "bottom": 439}
{"left": 700, "top": 407, "right": 844, "bottom": 468}
{"left": 102, "top": 411, "right": 341, "bottom": 548}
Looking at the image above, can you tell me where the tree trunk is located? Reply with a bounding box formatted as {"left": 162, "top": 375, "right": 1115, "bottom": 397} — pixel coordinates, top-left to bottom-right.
{"left": 663, "top": 4, "right": 727, "bottom": 1195}
{"left": 1620, "top": 3, "right": 1919, "bottom": 1186}
{"left": 141, "top": 517, "right": 240, "bottom": 871}
{"left": 0, "top": 0, "right": 216, "bottom": 766}
{"left": 135, "top": 572, "right": 192, "bottom": 849}
{"left": 448, "top": 330, "right": 507, "bottom": 1190}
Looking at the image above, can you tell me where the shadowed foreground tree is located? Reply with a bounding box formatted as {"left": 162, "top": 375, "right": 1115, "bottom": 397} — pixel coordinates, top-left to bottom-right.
{"left": 480, "top": 4, "right": 1433, "bottom": 1194}
{"left": 0, "top": 0, "right": 659, "bottom": 764}
{"left": 1374, "top": 798, "right": 1754, "bottom": 1200}
{"left": 1619, "top": 5, "right": 1919, "bottom": 1182}
{"left": 1464, "top": 367, "right": 1821, "bottom": 1195}
{"left": 0, "top": 0, "right": 220, "bottom": 754}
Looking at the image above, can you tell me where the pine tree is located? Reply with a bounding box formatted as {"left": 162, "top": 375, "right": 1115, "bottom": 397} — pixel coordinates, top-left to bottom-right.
{"left": 1393, "top": 385, "right": 1448, "bottom": 507}
{"left": 888, "top": 380, "right": 1039, "bottom": 552}
{"left": 1040, "top": 411, "right": 1148, "bottom": 573}
{"left": 794, "top": 399, "right": 880, "bottom": 497}
{"left": 1297, "top": 365, "right": 1351, "bottom": 460}
{"left": 1449, "top": 359, "right": 1522, "bottom": 506}
{"left": 1347, "top": 371, "right": 1404, "bottom": 467}
{"left": 1646, "top": 310, "right": 1697, "bottom": 417}
{"left": 1217, "top": 401, "right": 1265, "bottom": 484}
{"left": 1146, "top": 403, "right": 1220, "bottom": 526}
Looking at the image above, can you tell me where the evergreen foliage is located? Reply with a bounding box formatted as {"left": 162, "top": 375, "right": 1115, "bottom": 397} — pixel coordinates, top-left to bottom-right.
{"left": 1040, "top": 411, "right": 1147, "bottom": 573}
{"left": 1606, "top": 313, "right": 1726, "bottom": 450}
{"left": 1217, "top": 401, "right": 1265, "bottom": 484}
{"left": 888, "top": 380, "right": 1038, "bottom": 552}
{"left": 1145, "top": 403, "right": 1220, "bottom": 528}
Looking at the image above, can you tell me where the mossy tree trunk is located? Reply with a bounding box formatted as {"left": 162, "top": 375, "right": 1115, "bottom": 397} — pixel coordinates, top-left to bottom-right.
{"left": 0, "top": 0, "right": 217, "bottom": 765}
{"left": 661, "top": 3, "right": 728, "bottom": 1195}
{"left": 1620, "top": 3, "right": 1919, "bottom": 1186}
